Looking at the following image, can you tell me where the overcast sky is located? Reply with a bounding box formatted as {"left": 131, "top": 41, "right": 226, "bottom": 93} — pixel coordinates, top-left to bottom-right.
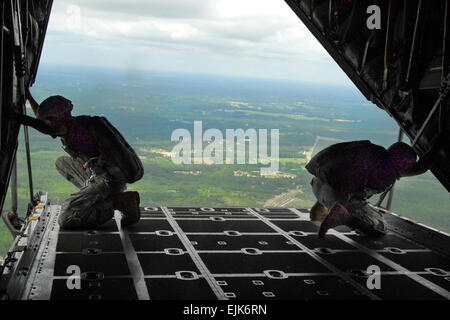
{"left": 41, "top": 0, "right": 352, "bottom": 85}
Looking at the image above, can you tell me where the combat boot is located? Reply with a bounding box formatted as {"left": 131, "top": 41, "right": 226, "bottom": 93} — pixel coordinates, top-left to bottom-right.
{"left": 113, "top": 191, "right": 141, "bottom": 226}
{"left": 319, "top": 203, "right": 387, "bottom": 239}
{"left": 310, "top": 201, "right": 329, "bottom": 221}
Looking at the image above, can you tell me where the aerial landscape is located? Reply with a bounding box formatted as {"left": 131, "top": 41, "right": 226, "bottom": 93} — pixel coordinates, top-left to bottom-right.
{"left": 1, "top": 64, "right": 449, "bottom": 258}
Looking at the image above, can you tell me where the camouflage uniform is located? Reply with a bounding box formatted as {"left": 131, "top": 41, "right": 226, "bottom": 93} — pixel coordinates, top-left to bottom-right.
{"left": 55, "top": 156, "right": 126, "bottom": 229}
{"left": 310, "top": 176, "right": 387, "bottom": 235}
{"left": 307, "top": 140, "right": 394, "bottom": 236}
{"left": 19, "top": 95, "right": 143, "bottom": 230}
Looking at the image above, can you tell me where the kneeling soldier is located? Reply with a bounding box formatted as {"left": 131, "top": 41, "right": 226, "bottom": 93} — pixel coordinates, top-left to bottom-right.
{"left": 10, "top": 88, "right": 144, "bottom": 230}
{"left": 306, "top": 140, "right": 430, "bottom": 238}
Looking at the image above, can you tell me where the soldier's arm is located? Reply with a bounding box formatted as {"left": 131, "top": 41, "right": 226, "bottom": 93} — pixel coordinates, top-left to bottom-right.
{"left": 401, "top": 142, "right": 441, "bottom": 177}
{"left": 8, "top": 112, "right": 64, "bottom": 137}
{"left": 25, "top": 87, "right": 39, "bottom": 117}
{"left": 402, "top": 157, "right": 430, "bottom": 177}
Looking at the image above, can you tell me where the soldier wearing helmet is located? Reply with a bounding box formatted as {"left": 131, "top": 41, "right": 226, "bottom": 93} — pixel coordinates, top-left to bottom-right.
{"left": 306, "top": 140, "right": 430, "bottom": 238}
{"left": 8, "top": 88, "right": 144, "bottom": 230}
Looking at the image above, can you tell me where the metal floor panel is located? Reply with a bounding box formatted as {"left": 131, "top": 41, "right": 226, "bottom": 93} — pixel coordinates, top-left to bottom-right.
{"left": 56, "top": 233, "right": 123, "bottom": 252}
{"left": 129, "top": 234, "right": 186, "bottom": 251}
{"left": 9, "top": 205, "right": 450, "bottom": 300}
{"left": 145, "top": 278, "right": 217, "bottom": 300}
{"left": 187, "top": 234, "right": 298, "bottom": 251}
{"left": 291, "top": 234, "right": 356, "bottom": 250}
{"left": 50, "top": 278, "right": 137, "bottom": 300}
{"left": 213, "top": 276, "right": 367, "bottom": 300}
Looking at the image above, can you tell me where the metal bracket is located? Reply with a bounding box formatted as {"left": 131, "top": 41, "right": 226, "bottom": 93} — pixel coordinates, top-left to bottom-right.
{"left": 1, "top": 210, "right": 23, "bottom": 237}
{"left": 412, "top": 72, "right": 450, "bottom": 147}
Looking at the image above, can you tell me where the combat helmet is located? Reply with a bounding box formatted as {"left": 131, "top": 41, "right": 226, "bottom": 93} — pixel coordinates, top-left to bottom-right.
{"left": 37, "top": 95, "right": 73, "bottom": 121}
{"left": 387, "top": 142, "right": 417, "bottom": 175}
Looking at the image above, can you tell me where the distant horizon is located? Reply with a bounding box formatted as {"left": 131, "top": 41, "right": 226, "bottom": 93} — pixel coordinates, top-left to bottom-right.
{"left": 36, "top": 62, "right": 358, "bottom": 90}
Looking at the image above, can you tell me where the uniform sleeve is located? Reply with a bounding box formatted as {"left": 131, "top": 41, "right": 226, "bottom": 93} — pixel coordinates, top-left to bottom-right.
{"left": 19, "top": 114, "right": 57, "bottom": 137}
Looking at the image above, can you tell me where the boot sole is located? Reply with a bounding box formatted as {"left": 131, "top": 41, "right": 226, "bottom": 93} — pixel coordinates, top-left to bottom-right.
{"left": 121, "top": 191, "right": 141, "bottom": 226}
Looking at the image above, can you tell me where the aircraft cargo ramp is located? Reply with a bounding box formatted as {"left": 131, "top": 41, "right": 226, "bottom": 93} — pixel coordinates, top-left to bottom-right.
{"left": 1, "top": 0, "right": 450, "bottom": 302}
{"left": 1, "top": 193, "right": 449, "bottom": 300}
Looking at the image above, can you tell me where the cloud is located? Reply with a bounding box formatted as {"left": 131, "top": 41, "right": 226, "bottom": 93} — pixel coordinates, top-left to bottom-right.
{"left": 41, "top": 0, "right": 351, "bottom": 84}
{"left": 60, "top": 0, "right": 216, "bottom": 19}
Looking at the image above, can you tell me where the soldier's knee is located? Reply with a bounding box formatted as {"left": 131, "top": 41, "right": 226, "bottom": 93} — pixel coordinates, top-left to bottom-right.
{"left": 311, "top": 177, "right": 323, "bottom": 196}
{"left": 58, "top": 198, "right": 83, "bottom": 230}
{"left": 58, "top": 199, "right": 114, "bottom": 230}
{"left": 58, "top": 209, "right": 82, "bottom": 230}
{"left": 55, "top": 156, "right": 71, "bottom": 171}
